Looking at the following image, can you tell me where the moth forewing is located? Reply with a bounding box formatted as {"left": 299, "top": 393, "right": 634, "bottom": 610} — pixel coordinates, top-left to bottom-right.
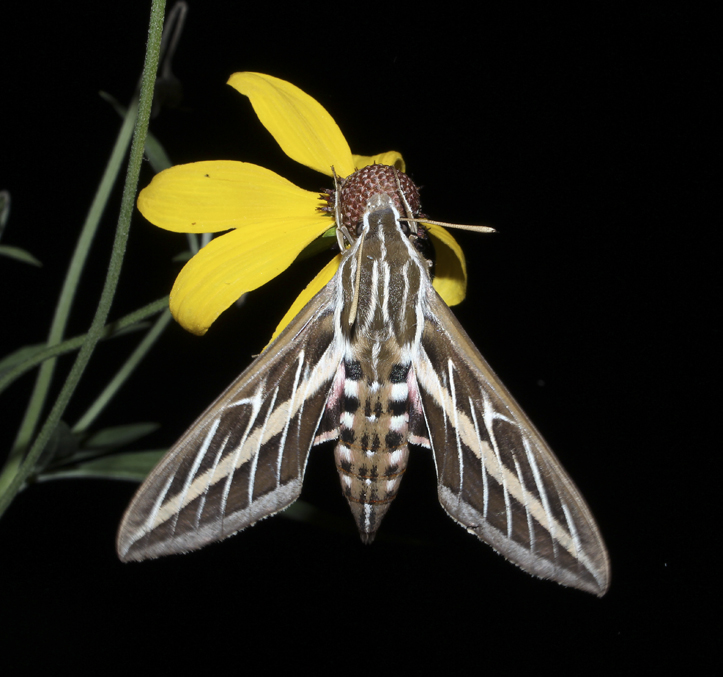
{"left": 413, "top": 290, "right": 610, "bottom": 596}
{"left": 116, "top": 283, "right": 342, "bottom": 562}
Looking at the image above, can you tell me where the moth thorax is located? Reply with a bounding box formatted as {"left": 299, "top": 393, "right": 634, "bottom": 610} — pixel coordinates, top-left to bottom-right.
{"left": 334, "top": 164, "right": 421, "bottom": 235}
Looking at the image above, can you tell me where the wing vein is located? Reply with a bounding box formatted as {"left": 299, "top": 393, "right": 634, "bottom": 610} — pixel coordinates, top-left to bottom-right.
{"left": 275, "top": 351, "right": 306, "bottom": 482}
{"left": 467, "top": 398, "right": 490, "bottom": 520}
{"left": 448, "top": 359, "right": 464, "bottom": 495}
{"left": 247, "top": 385, "right": 281, "bottom": 505}
{"left": 171, "top": 418, "right": 220, "bottom": 536}
{"left": 220, "top": 386, "right": 264, "bottom": 527}
{"left": 480, "top": 388, "right": 512, "bottom": 538}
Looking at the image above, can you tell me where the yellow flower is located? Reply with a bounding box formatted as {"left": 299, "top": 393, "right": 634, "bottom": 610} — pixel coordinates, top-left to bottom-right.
{"left": 138, "top": 72, "right": 467, "bottom": 339}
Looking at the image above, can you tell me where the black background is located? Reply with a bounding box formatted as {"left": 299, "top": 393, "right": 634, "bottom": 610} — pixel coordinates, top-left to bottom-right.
{"left": 1, "top": 2, "right": 716, "bottom": 673}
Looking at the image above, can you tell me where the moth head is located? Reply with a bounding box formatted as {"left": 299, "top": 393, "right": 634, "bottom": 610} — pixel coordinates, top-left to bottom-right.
{"left": 320, "top": 164, "right": 423, "bottom": 239}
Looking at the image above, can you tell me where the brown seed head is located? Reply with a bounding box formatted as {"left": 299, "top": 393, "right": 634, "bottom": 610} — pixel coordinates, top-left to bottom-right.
{"left": 319, "top": 164, "right": 421, "bottom": 233}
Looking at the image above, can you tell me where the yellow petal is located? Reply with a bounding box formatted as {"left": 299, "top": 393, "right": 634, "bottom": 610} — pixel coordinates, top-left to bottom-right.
{"left": 138, "top": 161, "right": 322, "bottom": 234}
{"left": 353, "top": 151, "right": 406, "bottom": 173}
{"left": 427, "top": 224, "right": 467, "bottom": 306}
{"left": 228, "top": 72, "right": 355, "bottom": 178}
{"left": 170, "top": 214, "right": 331, "bottom": 335}
{"left": 263, "top": 254, "right": 342, "bottom": 351}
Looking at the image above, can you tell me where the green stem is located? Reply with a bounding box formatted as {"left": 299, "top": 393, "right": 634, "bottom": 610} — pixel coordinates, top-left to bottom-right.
{"left": 9, "top": 102, "right": 137, "bottom": 463}
{"left": 0, "top": 0, "right": 167, "bottom": 516}
{"left": 0, "top": 297, "right": 169, "bottom": 398}
{"left": 72, "top": 308, "right": 173, "bottom": 434}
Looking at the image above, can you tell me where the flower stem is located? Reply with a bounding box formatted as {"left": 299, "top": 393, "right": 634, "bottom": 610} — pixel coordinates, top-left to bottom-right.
{"left": 8, "top": 101, "right": 138, "bottom": 467}
{"left": 0, "top": 0, "right": 167, "bottom": 516}
{"left": 72, "top": 308, "right": 173, "bottom": 434}
{"left": 0, "top": 297, "right": 169, "bottom": 398}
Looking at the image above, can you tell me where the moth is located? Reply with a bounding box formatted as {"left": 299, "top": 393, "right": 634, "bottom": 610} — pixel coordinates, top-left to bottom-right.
{"left": 118, "top": 164, "right": 610, "bottom": 596}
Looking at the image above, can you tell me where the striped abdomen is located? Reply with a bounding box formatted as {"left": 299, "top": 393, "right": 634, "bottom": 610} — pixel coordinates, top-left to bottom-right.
{"left": 333, "top": 358, "right": 411, "bottom": 542}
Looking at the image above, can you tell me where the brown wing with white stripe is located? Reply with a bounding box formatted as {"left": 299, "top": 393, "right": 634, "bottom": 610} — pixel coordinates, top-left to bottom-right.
{"left": 117, "top": 284, "right": 342, "bottom": 562}
{"left": 413, "top": 290, "right": 610, "bottom": 596}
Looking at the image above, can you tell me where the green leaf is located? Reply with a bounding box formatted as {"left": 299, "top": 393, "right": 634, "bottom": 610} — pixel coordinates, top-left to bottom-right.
{"left": 144, "top": 132, "right": 173, "bottom": 174}
{"left": 0, "top": 343, "right": 48, "bottom": 376}
{"left": 100, "top": 90, "right": 172, "bottom": 173}
{"left": 295, "top": 227, "right": 337, "bottom": 262}
{"left": 171, "top": 250, "right": 193, "bottom": 262}
{"left": 83, "top": 422, "right": 160, "bottom": 451}
{"left": 39, "top": 449, "right": 166, "bottom": 483}
{"left": 0, "top": 244, "right": 42, "bottom": 266}
{"left": 0, "top": 189, "right": 10, "bottom": 230}
{"left": 32, "top": 421, "right": 79, "bottom": 476}
{"left": 107, "top": 321, "right": 153, "bottom": 338}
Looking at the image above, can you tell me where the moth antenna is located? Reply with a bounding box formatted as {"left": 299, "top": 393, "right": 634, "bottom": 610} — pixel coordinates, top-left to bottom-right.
{"left": 399, "top": 217, "right": 496, "bottom": 234}
{"left": 331, "top": 166, "right": 351, "bottom": 249}
{"left": 347, "top": 229, "right": 366, "bottom": 327}
{"left": 337, "top": 224, "right": 354, "bottom": 250}
{"left": 393, "top": 168, "right": 419, "bottom": 234}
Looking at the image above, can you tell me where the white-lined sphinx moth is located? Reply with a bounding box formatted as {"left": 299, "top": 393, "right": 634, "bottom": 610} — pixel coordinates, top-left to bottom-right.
{"left": 118, "top": 164, "right": 610, "bottom": 596}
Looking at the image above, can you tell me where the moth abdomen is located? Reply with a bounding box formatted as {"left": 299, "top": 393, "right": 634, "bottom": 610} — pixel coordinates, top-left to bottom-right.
{"left": 333, "top": 366, "right": 411, "bottom": 542}
{"left": 334, "top": 444, "right": 410, "bottom": 544}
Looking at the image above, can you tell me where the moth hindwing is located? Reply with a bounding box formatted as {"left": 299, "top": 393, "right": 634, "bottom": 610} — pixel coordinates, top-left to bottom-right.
{"left": 118, "top": 165, "right": 610, "bottom": 596}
